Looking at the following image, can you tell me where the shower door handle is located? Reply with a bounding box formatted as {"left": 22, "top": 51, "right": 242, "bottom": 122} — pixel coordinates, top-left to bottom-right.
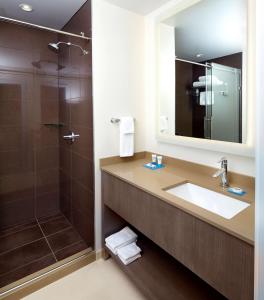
{"left": 63, "top": 132, "right": 80, "bottom": 143}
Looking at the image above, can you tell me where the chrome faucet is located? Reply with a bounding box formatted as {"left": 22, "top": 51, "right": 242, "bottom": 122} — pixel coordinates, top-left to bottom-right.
{"left": 212, "top": 157, "right": 229, "bottom": 187}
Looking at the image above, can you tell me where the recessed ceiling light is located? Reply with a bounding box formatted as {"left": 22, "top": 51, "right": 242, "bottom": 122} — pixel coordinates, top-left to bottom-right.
{"left": 196, "top": 53, "right": 204, "bottom": 58}
{"left": 19, "top": 3, "right": 33, "bottom": 12}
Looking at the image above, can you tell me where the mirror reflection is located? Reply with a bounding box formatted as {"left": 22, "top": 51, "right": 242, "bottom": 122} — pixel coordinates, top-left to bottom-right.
{"left": 158, "top": 0, "right": 247, "bottom": 143}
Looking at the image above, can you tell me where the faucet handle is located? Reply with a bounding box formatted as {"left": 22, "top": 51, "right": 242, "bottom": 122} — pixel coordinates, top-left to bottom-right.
{"left": 218, "top": 157, "right": 227, "bottom": 164}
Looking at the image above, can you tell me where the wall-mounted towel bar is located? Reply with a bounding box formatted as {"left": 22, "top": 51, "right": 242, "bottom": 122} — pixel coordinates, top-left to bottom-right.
{"left": 111, "top": 118, "right": 121, "bottom": 124}
{"left": 111, "top": 118, "right": 135, "bottom": 124}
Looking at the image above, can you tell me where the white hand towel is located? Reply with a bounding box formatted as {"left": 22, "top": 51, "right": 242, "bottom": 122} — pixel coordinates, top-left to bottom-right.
{"left": 160, "top": 116, "right": 168, "bottom": 133}
{"left": 119, "top": 117, "right": 134, "bottom": 157}
{"left": 200, "top": 91, "right": 214, "bottom": 106}
{"left": 119, "top": 253, "right": 141, "bottom": 265}
{"left": 105, "top": 227, "right": 137, "bottom": 254}
{"left": 116, "top": 242, "right": 141, "bottom": 261}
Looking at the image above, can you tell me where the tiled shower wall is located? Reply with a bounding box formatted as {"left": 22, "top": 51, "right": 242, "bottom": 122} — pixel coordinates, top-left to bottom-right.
{"left": 0, "top": 23, "right": 60, "bottom": 229}
{"left": 0, "top": 1, "right": 94, "bottom": 249}
{"left": 59, "top": 1, "right": 94, "bottom": 247}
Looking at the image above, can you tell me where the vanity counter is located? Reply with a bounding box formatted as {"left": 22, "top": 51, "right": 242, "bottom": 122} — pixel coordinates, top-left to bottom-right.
{"left": 101, "top": 152, "right": 255, "bottom": 245}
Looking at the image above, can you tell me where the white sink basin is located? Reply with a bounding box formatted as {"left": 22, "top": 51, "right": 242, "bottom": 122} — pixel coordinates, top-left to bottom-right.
{"left": 166, "top": 183, "right": 249, "bottom": 219}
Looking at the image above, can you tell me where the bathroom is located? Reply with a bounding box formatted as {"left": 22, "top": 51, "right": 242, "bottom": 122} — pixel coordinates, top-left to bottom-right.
{"left": 0, "top": 0, "right": 263, "bottom": 299}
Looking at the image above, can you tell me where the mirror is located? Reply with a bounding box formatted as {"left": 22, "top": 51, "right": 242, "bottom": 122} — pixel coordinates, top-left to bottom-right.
{"left": 158, "top": 0, "right": 247, "bottom": 144}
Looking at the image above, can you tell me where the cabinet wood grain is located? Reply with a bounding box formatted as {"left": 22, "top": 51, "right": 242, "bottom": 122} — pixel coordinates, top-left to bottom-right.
{"left": 102, "top": 172, "right": 254, "bottom": 300}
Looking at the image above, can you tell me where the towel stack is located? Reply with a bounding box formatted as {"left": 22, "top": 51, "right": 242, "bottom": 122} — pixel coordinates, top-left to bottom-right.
{"left": 193, "top": 75, "right": 223, "bottom": 88}
{"left": 105, "top": 227, "right": 141, "bottom": 265}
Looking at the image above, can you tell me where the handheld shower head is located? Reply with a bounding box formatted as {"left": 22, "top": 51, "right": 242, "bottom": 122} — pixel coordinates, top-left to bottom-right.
{"left": 48, "top": 42, "right": 60, "bottom": 52}
{"left": 48, "top": 41, "right": 88, "bottom": 55}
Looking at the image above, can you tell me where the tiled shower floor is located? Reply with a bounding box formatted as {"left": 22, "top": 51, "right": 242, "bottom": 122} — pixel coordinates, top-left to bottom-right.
{"left": 0, "top": 214, "right": 88, "bottom": 288}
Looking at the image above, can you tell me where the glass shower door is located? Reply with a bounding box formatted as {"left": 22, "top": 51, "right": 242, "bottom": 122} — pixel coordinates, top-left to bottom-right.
{"left": 204, "top": 63, "right": 241, "bottom": 143}
{"left": 210, "top": 63, "right": 241, "bottom": 143}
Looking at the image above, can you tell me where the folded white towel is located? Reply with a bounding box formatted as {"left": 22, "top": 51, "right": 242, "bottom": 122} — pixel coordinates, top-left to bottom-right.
{"left": 117, "top": 242, "right": 141, "bottom": 261}
{"left": 119, "top": 253, "right": 141, "bottom": 265}
{"left": 200, "top": 91, "right": 214, "bottom": 106}
{"left": 193, "top": 81, "right": 206, "bottom": 88}
{"left": 193, "top": 75, "right": 223, "bottom": 88}
{"left": 105, "top": 227, "right": 137, "bottom": 255}
{"left": 119, "top": 117, "right": 134, "bottom": 157}
{"left": 198, "top": 75, "right": 223, "bottom": 86}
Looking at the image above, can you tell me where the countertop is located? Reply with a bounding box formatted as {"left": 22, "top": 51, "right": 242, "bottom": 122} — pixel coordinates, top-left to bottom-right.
{"left": 101, "top": 154, "right": 255, "bottom": 245}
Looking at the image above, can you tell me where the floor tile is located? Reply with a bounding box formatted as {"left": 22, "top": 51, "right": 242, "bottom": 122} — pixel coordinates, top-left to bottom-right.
{"left": 47, "top": 227, "right": 82, "bottom": 253}
{"left": 0, "top": 239, "right": 51, "bottom": 276}
{"left": 0, "top": 255, "right": 56, "bottom": 288}
{"left": 54, "top": 241, "right": 87, "bottom": 261}
{"left": 38, "top": 213, "right": 63, "bottom": 224}
{"left": 0, "top": 220, "right": 37, "bottom": 238}
{"left": 39, "top": 215, "right": 71, "bottom": 236}
{"left": 0, "top": 225, "right": 43, "bottom": 254}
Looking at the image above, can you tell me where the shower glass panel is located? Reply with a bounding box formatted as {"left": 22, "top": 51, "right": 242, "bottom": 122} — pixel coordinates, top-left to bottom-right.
{"left": 0, "top": 1, "right": 93, "bottom": 293}
{"left": 209, "top": 63, "right": 241, "bottom": 143}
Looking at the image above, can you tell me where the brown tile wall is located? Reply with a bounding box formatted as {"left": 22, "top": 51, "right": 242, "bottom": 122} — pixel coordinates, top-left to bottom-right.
{"left": 175, "top": 61, "right": 193, "bottom": 137}
{"left": 58, "top": 1, "right": 94, "bottom": 247}
{"left": 0, "top": 22, "right": 60, "bottom": 229}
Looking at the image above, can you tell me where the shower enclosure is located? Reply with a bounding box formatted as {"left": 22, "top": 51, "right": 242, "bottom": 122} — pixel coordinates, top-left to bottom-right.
{"left": 0, "top": 1, "right": 94, "bottom": 294}
{"left": 175, "top": 57, "right": 242, "bottom": 143}
{"left": 208, "top": 63, "right": 241, "bottom": 143}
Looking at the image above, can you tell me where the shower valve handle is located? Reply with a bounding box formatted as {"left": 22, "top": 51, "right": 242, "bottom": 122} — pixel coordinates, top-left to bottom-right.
{"left": 63, "top": 132, "right": 80, "bottom": 143}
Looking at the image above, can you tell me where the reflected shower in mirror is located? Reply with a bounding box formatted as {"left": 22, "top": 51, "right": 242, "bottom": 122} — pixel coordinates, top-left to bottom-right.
{"left": 158, "top": 0, "right": 246, "bottom": 143}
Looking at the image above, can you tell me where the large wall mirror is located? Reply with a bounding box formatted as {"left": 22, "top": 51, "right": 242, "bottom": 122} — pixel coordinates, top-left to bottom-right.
{"left": 158, "top": 0, "right": 248, "bottom": 145}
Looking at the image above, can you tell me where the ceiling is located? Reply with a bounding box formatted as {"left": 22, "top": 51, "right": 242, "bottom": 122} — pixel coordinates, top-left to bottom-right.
{"left": 163, "top": 0, "right": 247, "bottom": 62}
{"left": 0, "top": 0, "right": 87, "bottom": 29}
{"left": 105, "top": 0, "right": 172, "bottom": 15}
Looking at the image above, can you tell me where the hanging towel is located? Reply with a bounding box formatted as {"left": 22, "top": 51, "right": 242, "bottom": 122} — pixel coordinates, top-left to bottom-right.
{"left": 119, "top": 117, "right": 134, "bottom": 157}
{"left": 117, "top": 242, "right": 142, "bottom": 265}
{"left": 105, "top": 226, "right": 137, "bottom": 254}
{"left": 160, "top": 116, "right": 168, "bottom": 133}
{"left": 200, "top": 91, "right": 215, "bottom": 106}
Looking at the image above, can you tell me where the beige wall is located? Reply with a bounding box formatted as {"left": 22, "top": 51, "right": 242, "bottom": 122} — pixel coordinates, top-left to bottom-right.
{"left": 255, "top": 0, "right": 264, "bottom": 298}
{"left": 92, "top": 0, "right": 255, "bottom": 250}
{"left": 92, "top": 0, "right": 146, "bottom": 249}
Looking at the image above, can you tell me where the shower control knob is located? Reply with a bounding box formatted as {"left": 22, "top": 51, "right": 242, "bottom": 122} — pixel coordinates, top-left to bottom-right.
{"left": 63, "top": 132, "right": 80, "bottom": 143}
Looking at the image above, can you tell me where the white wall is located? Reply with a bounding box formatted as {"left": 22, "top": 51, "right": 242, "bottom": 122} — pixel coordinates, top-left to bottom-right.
{"left": 92, "top": 0, "right": 255, "bottom": 250}
{"left": 254, "top": 0, "right": 264, "bottom": 297}
{"left": 92, "top": 0, "right": 146, "bottom": 250}
{"left": 144, "top": 0, "right": 255, "bottom": 176}
{"left": 159, "top": 23, "right": 175, "bottom": 135}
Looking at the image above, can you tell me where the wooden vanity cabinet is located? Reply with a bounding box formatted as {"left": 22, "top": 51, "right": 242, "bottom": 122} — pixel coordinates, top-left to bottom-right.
{"left": 102, "top": 172, "right": 254, "bottom": 300}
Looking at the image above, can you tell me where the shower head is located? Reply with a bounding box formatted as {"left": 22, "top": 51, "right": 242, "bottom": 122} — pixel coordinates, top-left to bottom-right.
{"left": 48, "top": 42, "right": 60, "bottom": 51}
{"left": 48, "top": 41, "right": 88, "bottom": 55}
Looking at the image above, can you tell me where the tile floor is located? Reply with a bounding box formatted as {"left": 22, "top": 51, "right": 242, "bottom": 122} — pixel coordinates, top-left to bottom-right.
{"left": 23, "top": 259, "right": 147, "bottom": 300}
{"left": 0, "top": 213, "right": 88, "bottom": 288}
